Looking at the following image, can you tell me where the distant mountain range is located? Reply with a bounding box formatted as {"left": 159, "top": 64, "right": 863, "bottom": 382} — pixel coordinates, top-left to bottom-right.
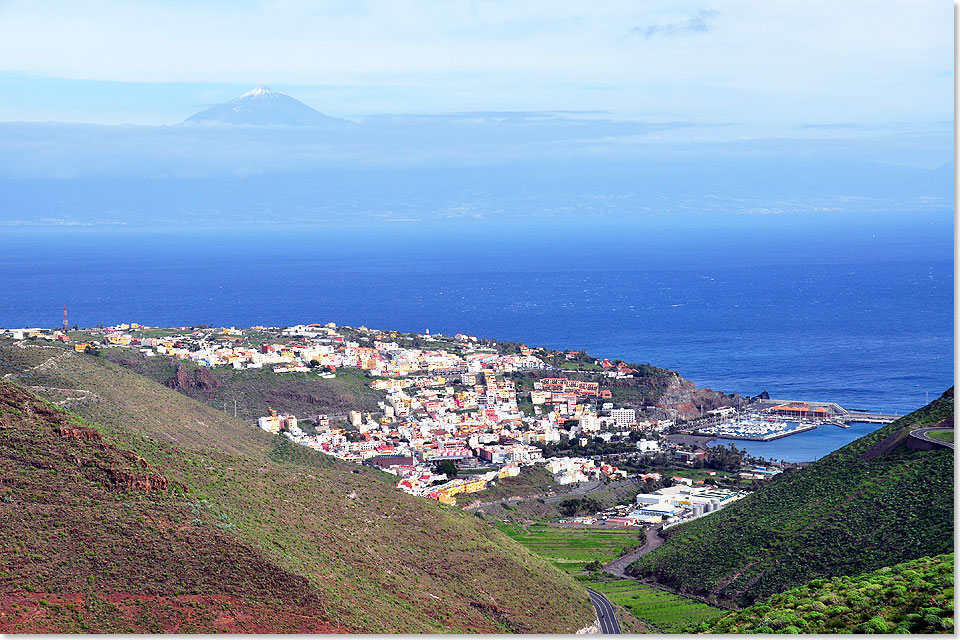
{"left": 184, "top": 85, "right": 353, "bottom": 127}
{"left": 0, "top": 85, "right": 950, "bottom": 225}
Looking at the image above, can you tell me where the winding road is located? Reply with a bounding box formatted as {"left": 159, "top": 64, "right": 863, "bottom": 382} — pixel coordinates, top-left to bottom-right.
{"left": 586, "top": 588, "right": 622, "bottom": 634}
{"left": 582, "top": 524, "right": 668, "bottom": 634}
{"left": 908, "top": 426, "right": 955, "bottom": 450}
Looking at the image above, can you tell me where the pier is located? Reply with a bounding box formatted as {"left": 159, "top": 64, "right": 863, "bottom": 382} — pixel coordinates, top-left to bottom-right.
{"left": 836, "top": 411, "right": 903, "bottom": 424}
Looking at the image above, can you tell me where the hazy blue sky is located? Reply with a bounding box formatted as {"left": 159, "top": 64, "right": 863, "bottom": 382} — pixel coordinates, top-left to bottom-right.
{"left": 0, "top": 0, "right": 951, "bottom": 133}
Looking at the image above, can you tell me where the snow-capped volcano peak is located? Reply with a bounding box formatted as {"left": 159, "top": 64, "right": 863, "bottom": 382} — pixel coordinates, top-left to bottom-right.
{"left": 183, "top": 85, "right": 353, "bottom": 127}
{"left": 239, "top": 84, "right": 280, "bottom": 99}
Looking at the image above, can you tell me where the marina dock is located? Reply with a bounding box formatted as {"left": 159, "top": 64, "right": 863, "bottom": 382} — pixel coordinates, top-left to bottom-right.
{"left": 837, "top": 411, "right": 903, "bottom": 424}
{"left": 694, "top": 400, "right": 904, "bottom": 442}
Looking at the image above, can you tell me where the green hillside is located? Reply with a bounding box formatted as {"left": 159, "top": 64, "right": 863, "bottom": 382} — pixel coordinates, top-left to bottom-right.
{"left": 704, "top": 554, "right": 954, "bottom": 634}
{"left": 98, "top": 347, "right": 385, "bottom": 423}
{"left": 629, "top": 388, "right": 954, "bottom": 607}
{"left": 0, "top": 339, "right": 595, "bottom": 633}
{"left": 0, "top": 382, "right": 345, "bottom": 633}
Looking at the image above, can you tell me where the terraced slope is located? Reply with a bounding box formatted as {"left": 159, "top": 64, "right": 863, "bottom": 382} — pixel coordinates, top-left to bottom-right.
{"left": 0, "top": 339, "right": 595, "bottom": 633}
{"left": 704, "top": 554, "right": 954, "bottom": 634}
{"left": 629, "top": 388, "right": 954, "bottom": 607}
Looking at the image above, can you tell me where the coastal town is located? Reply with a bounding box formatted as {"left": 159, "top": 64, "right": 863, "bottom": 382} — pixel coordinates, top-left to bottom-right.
{"left": 1, "top": 315, "right": 946, "bottom": 635}
{"left": 2, "top": 321, "right": 818, "bottom": 527}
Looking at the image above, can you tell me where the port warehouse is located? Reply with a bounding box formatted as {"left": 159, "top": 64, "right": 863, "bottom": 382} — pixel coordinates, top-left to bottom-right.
{"left": 751, "top": 399, "right": 845, "bottom": 417}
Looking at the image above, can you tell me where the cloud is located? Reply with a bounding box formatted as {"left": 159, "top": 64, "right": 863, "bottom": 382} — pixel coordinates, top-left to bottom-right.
{"left": 0, "top": 2, "right": 950, "bottom": 128}
{"left": 797, "top": 122, "right": 869, "bottom": 130}
{"left": 629, "top": 9, "right": 718, "bottom": 38}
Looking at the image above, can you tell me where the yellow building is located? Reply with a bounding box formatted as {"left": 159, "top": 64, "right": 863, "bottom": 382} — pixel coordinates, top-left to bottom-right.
{"left": 468, "top": 478, "right": 486, "bottom": 492}
{"left": 498, "top": 465, "right": 520, "bottom": 479}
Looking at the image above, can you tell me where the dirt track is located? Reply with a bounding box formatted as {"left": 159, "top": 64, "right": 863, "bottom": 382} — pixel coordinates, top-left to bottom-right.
{"left": 604, "top": 523, "right": 665, "bottom": 577}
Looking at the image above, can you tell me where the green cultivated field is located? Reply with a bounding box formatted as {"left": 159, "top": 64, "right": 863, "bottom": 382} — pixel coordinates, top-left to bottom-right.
{"left": 591, "top": 579, "right": 722, "bottom": 632}
{"left": 496, "top": 523, "right": 641, "bottom": 573}
{"left": 497, "top": 523, "right": 722, "bottom": 632}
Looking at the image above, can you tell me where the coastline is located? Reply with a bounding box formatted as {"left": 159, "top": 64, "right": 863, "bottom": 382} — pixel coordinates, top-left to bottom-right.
{"left": 0, "top": 227, "right": 950, "bottom": 417}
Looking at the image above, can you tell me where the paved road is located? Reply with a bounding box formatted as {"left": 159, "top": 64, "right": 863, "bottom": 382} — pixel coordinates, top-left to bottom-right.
{"left": 586, "top": 587, "right": 622, "bottom": 634}
{"left": 910, "top": 427, "right": 955, "bottom": 450}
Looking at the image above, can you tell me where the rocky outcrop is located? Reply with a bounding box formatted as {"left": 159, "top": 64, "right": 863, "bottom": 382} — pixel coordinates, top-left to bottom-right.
{"left": 167, "top": 364, "right": 193, "bottom": 392}
{"left": 57, "top": 417, "right": 173, "bottom": 492}
{"left": 652, "top": 373, "right": 749, "bottom": 419}
{"left": 57, "top": 425, "right": 104, "bottom": 443}
{"left": 120, "top": 449, "right": 153, "bottom": 471}
{"left": 193, "top": 367, "right": 221, "bottom": 391}
{"left": 166, "top": 364, "right": 221, "bottom": 394}
{"left": 106, "top": 469, "right": 170, "bottom": 492}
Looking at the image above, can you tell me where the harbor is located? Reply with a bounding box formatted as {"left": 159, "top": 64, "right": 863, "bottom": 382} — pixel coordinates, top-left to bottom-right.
{"left": 688, "top": 399, "right": 907, "bottom": 463}
{"left": 701, "top": 419, "right": 819, "bottom": 441}
{"left": 694, "top": 399, "right": 903, "bottom": 444}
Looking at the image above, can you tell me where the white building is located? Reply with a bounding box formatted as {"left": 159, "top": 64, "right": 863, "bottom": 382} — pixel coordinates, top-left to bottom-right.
{"left": 709, "top": 406, "right": 737, "bottom": 417}
{"left": 258, "top": 415, "right": 281, "bottom": 434}
{"left": 636, "top": 439, "right": 661, "bottom": 453}
{"left": 578, "top": 414, "right": 601, "bottom": 433}
{"left": 610, "top": 408, "right": 636, "bottom": 426}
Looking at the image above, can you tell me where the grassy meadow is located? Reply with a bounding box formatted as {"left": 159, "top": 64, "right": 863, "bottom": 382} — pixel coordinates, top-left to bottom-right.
{"left": 496, "top": 522, "right": 723, "bottom": 632}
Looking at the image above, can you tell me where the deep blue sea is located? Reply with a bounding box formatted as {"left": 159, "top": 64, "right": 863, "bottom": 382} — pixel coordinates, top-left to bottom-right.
{"left": 0, "top": 212, "right": 952, "bottom": 461}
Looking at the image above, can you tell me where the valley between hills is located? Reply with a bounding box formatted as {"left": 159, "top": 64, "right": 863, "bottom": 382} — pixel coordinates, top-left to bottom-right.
{"left": 0, "top": 325, "right": 952, "bottom": 633}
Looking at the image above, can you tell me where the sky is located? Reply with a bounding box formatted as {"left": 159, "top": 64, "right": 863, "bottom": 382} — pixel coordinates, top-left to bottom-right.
{"left": 0, "top": 0, "right": 952, "bottom": 135}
